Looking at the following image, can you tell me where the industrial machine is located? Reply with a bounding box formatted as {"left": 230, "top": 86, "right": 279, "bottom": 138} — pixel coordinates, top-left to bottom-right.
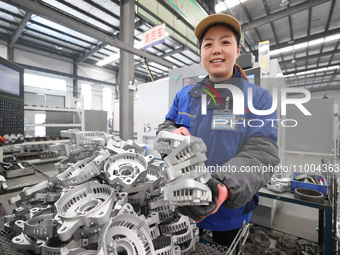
{"left": 0, "top": 57, "right": 25, "bottom": 189}
{"left": 0, "top": 56, "right": 25, "bottom": 147}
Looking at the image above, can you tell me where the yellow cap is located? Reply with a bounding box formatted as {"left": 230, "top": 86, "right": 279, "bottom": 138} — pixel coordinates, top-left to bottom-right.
{"left": 194, "top": 13, "right": 241, "bottom": 40}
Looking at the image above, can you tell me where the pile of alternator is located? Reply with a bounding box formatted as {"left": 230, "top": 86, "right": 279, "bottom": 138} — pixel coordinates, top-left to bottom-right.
{"left": 3, "top": 129, "right": 213, "bottom": 255}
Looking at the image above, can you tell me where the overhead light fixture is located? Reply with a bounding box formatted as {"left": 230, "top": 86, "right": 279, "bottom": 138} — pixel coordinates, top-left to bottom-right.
{"left": 308, "top": 38, "right": 324, "bottom": 46}
{"left": 280, "top": 0, "right": 289, "bottom": 7}
{"left": 293, "top": 42, "right": 308, "bottom": 50}
{"left": 271, "top": 34, "right": 339, "bottom": 56}
{"left": 324, "top": 33, "right": 340, "bottom": 43}
{"left": 270, "top": 46, "right": 293, "bottom": 56}
{"left": 291, "top": 59, "right": 296, "bottom": 64}
{"left": 283, "top": 65, "right": 339, "bottom": 78}
{"left": 96, "top": 53, "right": 120, "bottom": 67}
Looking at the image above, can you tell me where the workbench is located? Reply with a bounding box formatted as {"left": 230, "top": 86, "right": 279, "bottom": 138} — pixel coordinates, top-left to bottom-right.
{"left": 0, "top": 163, "right": 57, "bottom": 195}
{"left": 259, "top": 187, "right": 332, "bottom": 254}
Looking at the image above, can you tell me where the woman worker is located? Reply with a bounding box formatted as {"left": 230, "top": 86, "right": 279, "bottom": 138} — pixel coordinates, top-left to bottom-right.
{"left": 157, "top": 13, "right": 280, "bottom": 247}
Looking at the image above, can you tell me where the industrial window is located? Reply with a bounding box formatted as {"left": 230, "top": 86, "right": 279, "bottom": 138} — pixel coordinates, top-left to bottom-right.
{"left": 81, "top": 83, "right": 92, "bottom": 110}
{"left": 103, "top": 87, "right": 112, "bottom": 113}
{"left": 34, "top": 113, "right": 46, "bottom": 137}
{"left": 24, "top": 73, "right": 67, "bottom": 91}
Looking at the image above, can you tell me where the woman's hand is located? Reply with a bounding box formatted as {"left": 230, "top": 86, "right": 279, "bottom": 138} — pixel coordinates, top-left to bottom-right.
{"left": 173, "top": 127, "right": 190, "bottom": 136}
{"left": 176, "top": 178, "right": 229, "bottom": 223}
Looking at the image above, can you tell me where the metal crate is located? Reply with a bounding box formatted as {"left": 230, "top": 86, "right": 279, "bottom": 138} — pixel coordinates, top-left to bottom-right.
{"left": 198, "top": 223, "right": 250, "bottom": 255}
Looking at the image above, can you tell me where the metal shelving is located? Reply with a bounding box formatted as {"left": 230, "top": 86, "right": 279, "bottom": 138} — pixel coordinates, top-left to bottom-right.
{"left": 24, "top": 106, "right": 85, "bottom": 131}
{"left": 24, "top": 106, "right": 83, "bottom": 112}
{"left": 17, "top": 140, "right": 70, "bottom": 146}
{"left": 25, "top": 123, "right": 82, "bottom": 127}
{"left": 0, "top": 106, "right": 83, "bottom": 164}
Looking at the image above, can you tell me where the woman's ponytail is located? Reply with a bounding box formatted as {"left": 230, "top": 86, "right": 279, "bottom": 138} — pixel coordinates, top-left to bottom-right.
{"left": 234, "top": 63, "right": 249, "bottom": 81}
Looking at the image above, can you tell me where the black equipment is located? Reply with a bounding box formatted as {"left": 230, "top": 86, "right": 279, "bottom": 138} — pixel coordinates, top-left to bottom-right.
{"left": 0, "top": 56, "right": 24, "bottom": 146}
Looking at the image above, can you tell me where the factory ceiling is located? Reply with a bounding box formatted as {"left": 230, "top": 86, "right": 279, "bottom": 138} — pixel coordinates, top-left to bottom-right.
{"left": 0, "top": 0, "right": 339, "bottom": 92}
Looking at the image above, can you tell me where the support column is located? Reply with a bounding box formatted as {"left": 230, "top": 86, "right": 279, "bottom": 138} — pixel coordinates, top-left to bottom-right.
{"left": 119, "top": 0, "right": 135, "bottom": 140}
{"left": 73, "top": 62, "right": 78, "bottom": 98}
{"left": 8, "top": 46, "right": 14, "bottom": 61}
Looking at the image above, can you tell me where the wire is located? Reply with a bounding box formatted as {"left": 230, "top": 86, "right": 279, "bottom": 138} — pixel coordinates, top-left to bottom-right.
{"left": 24, "top": 161, "right": 50, "bottom": 179}
{"left": 142, "top": 57, "right": 155, "bottom": 82}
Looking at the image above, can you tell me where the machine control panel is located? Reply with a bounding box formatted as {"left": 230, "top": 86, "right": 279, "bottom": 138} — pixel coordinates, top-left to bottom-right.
{"left": 0, "top": 57, "right": 25, "bottom": 147}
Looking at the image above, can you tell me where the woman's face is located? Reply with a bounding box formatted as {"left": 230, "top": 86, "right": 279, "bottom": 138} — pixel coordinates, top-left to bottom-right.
{"left": 200, "top": 24, "right": 241, "bottom": 82}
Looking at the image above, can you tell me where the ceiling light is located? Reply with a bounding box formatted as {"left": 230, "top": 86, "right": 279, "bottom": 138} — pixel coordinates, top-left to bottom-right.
{"left": 328, "top": 65, "right": 339, "bottom": 70}
{"left": 293, "top": 42, "right": 308, "bottom": 50}
{"left": 280, "top": 0, "right": 289, "bottom": 7}
{"left": 271, "top": 36, "right": 329, "bottom": 56}
{"left": 288, "top": 40, "right": 295, "bottom": 44}
{"left": 308, "top": 38, "right": 324, "bottom": 46}
{"left": 283, "top": 65, "right": 339, "bottom": 78}
{"left": 96, "top": 54, "right": 120, "bottom": 66}
{"left": 324, "top": 33, "right": 340, "bottom": 43}
{"left": 270, "top": 46, "right": 293, "bottom": 56}
{"left": 291, "top": 59, "right": 296, "bottom": 64}
{"left": 317, "top": 67, "right": 327, "bottom": 72}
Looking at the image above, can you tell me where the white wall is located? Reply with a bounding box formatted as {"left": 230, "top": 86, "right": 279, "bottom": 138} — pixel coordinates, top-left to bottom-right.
{"left": 0, "top": 40, "right": 7, "bottom": 58}
{"left": 136, "top": 78, "right": 170, "bottom": 144}
{"left": 14, "top": 49, "right": 73, "bottom": 74}
{"left": 113, "top": 99, "right": 138, "bottom": 133}
{"left": 91, "top": 85, "right": 104, "bottom": 111}
{"left": 78, "top": 64, "right": 116, "bottom": 84}
{"left": 312, "top": 90, "right": 340, "bottom": 112}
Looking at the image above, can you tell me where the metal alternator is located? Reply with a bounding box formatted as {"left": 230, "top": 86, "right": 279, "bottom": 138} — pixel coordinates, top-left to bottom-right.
{"left": 155, "top": 132, "right": 212, "bottom": 206}
{"left": 55, "top": 181, "right": 116, "bottom": 241}
{"left": 103, "top": 150, "right": 154, "bottom": 190}
{"left": 5, "top": 129, "right": 203, "bottom": 255}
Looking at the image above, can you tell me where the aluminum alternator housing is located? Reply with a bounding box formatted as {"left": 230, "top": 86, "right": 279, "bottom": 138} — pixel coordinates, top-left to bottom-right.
{"left": 60, "top": 129, "right": 112, "bottom": 147}
{"left": 103, "top": 151, "right": 154, "bottom": 189}
{"left": 164, "top": 171, "right": 212, "bottom": 206}
{"left": 57, "top": 149, "right": 111, "bottom": 187}
{"left": 159, "top": 134, "right": 212, "bottom": 206}
{"left": 98, "top": 212, "right": 155, "bottom": 255}
{"left": 154, "top": 131, "right": 187, "bottom": 155}
{"left": 55, "top": 181, "right": 116, "bottom": 241}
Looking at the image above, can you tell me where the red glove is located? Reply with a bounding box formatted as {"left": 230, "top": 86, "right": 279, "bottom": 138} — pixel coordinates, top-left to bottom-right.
{"left": 173, "top": 127, "right": 190, "bottom": 136}
{"left": 176, "top": 178, "right": 229, "bottom": 223}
